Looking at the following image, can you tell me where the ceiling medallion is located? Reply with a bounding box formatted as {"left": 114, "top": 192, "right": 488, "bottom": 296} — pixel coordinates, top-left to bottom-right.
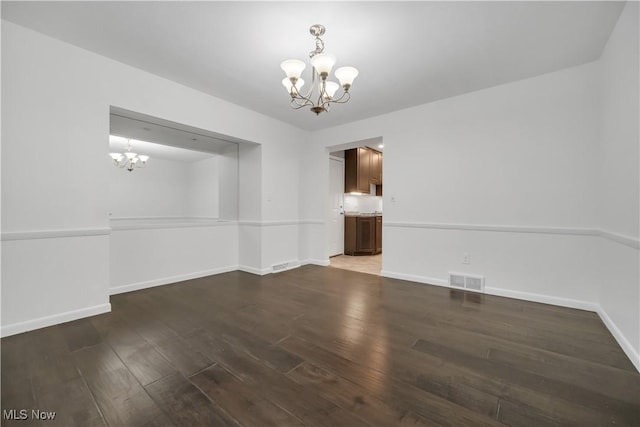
{"left": 281, "top": 24, "right": 359, "bottom": 115}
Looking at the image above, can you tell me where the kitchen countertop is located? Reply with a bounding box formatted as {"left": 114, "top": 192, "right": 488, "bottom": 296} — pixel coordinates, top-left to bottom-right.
{"left": 344, "top": 212, "right": 383, "bottom": 217}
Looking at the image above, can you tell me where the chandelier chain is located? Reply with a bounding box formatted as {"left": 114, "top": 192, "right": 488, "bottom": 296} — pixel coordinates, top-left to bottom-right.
{"left": 309, "top": 36, "right": 324, "bottom": 58}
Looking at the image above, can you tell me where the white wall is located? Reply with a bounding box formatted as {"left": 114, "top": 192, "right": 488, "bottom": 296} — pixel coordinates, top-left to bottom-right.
{"left": 1, "top": 20, "right": 305, "bottom": 335}
{"left": 303, "top": 57, "right": 637, "bottom": 354}
{"left": 110, "top": 157, "right": 192, "bottom": 218}
{"left": 218, "top": 146, "right": 239, "bottom": 220}
{"left": 238, "top": 143, "right": 263, "bottom": 272}
{"left": 307, "top": 60, "right": 602, "bottom": 301}
{"left": 188, "top": 156, "right": 220, "bottom": 218}
{"left": 108, "top": 154, "right": 235, "bottom": 293}
{"left": 109, "top": 223, "right": 238, "bottom": 294}
{"left": 110, "top": 153, "right": 236, "bottom": 220}
{"left": 598, "top": 2, "right": 639, "bottom": 368}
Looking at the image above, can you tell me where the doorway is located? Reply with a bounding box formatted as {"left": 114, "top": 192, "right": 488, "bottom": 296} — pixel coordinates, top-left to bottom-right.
{"left": 326, "top": 139, "right": 383, "bottom": 276}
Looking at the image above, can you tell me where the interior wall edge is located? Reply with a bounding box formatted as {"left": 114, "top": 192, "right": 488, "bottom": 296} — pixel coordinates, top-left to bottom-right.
{"left": 0, "top": 303, "right": 111, "bottom": 338}
{"left": 597, "top": 305, "right": 640, "bottom": 373}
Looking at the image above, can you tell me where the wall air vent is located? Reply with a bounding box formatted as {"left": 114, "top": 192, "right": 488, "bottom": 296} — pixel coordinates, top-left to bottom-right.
{"left": 272, "top": 262, "right": 289, "bottom": 272}
{"left": 449, "top": 273, "right": 485, "bottom": 293}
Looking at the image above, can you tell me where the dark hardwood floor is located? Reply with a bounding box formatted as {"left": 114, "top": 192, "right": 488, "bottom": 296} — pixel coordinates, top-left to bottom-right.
{"left": 2, "top": 266, "right": 639, "bottom": 426}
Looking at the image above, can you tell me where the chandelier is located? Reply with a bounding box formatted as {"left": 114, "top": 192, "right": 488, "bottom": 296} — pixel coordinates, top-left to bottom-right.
{"left": 109, "top": 139, "right": 149, "bottom": 172}
{"left": 281, "top": 24, "right": 359, "bottom": 115}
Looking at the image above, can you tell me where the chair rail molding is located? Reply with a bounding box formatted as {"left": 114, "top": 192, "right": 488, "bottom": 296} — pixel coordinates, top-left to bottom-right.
{"left": 383, "top": 221, "right": 639, "bottom": 249}
{"left": 1, "top": 227, "right": 111, "bottom": 241}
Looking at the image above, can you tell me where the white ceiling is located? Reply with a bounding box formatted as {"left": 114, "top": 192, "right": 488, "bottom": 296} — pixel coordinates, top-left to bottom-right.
{"left": 2, "top": 1, "right": 625, "bottom": 131}
{"left": 110, "top": 109, "right": 240, "bottom": 162}
{"left": 108, "top": 135, "right": 214, "bottom": 163}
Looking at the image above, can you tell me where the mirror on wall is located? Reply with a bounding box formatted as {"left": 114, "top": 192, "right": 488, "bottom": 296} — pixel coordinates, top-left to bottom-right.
{"left": 108, "top": 107, "right": 239, "bottom": 223}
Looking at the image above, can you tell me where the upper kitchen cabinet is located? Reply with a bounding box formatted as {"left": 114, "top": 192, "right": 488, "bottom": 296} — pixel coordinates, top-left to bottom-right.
{"left": 370, "top": 150, "right": 382, "bottom": 185}
{"left": 345, "top": 147, "right": 382, "bottom": 193}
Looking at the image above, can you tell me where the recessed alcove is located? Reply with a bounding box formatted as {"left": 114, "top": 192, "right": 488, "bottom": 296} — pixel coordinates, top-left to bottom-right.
{"left": 108, "top": 108, "right": 243, "bottom": 293}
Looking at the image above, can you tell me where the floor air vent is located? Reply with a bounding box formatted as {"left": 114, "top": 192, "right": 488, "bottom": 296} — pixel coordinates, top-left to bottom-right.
{"left": 449, "top": 273, "right": 485, "bottom": 292}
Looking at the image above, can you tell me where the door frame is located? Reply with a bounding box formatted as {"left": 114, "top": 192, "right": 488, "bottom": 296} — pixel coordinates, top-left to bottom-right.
{"left": 328, "top": 156, "right": 345, "bottom": 257}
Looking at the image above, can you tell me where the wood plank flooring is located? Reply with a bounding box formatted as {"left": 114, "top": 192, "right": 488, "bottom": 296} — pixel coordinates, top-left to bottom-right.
{"left": 2, "top": 266, "right": 639, "bottom": 426}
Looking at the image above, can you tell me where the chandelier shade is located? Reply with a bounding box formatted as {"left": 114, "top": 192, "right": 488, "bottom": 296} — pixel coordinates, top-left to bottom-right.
{"left": 309, "top": 53, "right": 336, "bottom": 76}
{"left": 324, "top": 81, "right": 339, "bottom": 98}
{"left": 282, "top": 77, "right": 304, "bottom": 94}
{"left": 281, "top": 24, "right": 358, "bottom": 115}
{"left": 335, "top": 66, "right": 359, "bottom": 88}
{"left": 280, "top": 59, "right": 306, "bottom": 79}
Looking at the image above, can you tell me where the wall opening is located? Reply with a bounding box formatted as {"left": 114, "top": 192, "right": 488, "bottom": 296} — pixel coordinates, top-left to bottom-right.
{"left": 326, "top": 137, "right": 384, "bottom": 276}
{"left": 107, "top": 107, "right": 246, "bottom": 293}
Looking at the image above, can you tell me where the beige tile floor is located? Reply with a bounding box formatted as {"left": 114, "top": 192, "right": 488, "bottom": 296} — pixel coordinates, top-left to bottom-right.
{"left": 329, "top": 254, "right": 382, "bottom": 276}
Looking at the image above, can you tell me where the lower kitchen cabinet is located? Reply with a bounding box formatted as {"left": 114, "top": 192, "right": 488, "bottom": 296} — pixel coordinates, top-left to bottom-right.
{"left": 375, "top": 216, "right": 382, "bottom": 253}
{"left": 344, "top": 216, "right": 382, "bottom": 255}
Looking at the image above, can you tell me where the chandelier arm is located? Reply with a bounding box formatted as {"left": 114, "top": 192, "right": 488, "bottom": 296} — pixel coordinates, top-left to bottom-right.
{"left": 316, "top": 80, "right": 329, "bottom": 108}
{"left": 289, "top": 89, "right": 315, "bottom": 108}
{"left": 326, "top": 91, "right": 351, "bottom": 105}
{"left": 290, "top": 98, "right": 313, "bottom": 109}
{"left": 290, "top": 81, "right": 316, "bottom": 106}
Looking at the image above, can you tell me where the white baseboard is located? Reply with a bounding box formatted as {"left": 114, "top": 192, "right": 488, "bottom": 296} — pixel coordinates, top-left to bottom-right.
{"left": 381, "top": 270, "right": 449, "bottom": 287}
{"left": 238, "top": 265, "right": 271, "bottom": 276}
{"left": 383, "top": 271, "right": 597, "bottom": 311}
{"left": 271, "top": 260, "right": 301, "bottom": 273}
{"left": 110, "top": 265, "right": 239, "bottom": 295}
{"left": 301, "top": 259, "right": 331, "bottom": 267}
{"left": 1, "top": 303, "right": 111, "bottom": 337}
{"left": 240, "top": 260, "right": 329, "bottom": 274}
{"left": 596, "top": 306, "right": 640, "bottom": 373}
{"left": 484, "top": 286, "right": 599, "bottom": 312}
{"left": 383, "top": 270, "right": 597, "bottom": 311}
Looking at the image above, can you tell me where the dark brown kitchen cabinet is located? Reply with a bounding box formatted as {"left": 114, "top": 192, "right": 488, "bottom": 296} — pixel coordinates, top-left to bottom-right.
{"left": 345, "top": 147, "right": 370, "bottom": 193}
{"left": 370, "top": 150, "right": 382, "bottom": 185}
{"left": 345, "top": 147, "right": 382, "bottom": 193}
{"left": 375, "top": 216, "right": 382, "bottom": 253}
{"left": 344, "top": 216, "right": 382, "bottom": 255}
{"left": 356, "top": 216, "right": 375, "bottom": 253}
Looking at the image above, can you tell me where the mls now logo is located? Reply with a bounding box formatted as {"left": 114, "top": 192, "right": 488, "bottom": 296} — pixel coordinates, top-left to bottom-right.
{"left": 3, "top": 409, "right": 56, "bottom": 420}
